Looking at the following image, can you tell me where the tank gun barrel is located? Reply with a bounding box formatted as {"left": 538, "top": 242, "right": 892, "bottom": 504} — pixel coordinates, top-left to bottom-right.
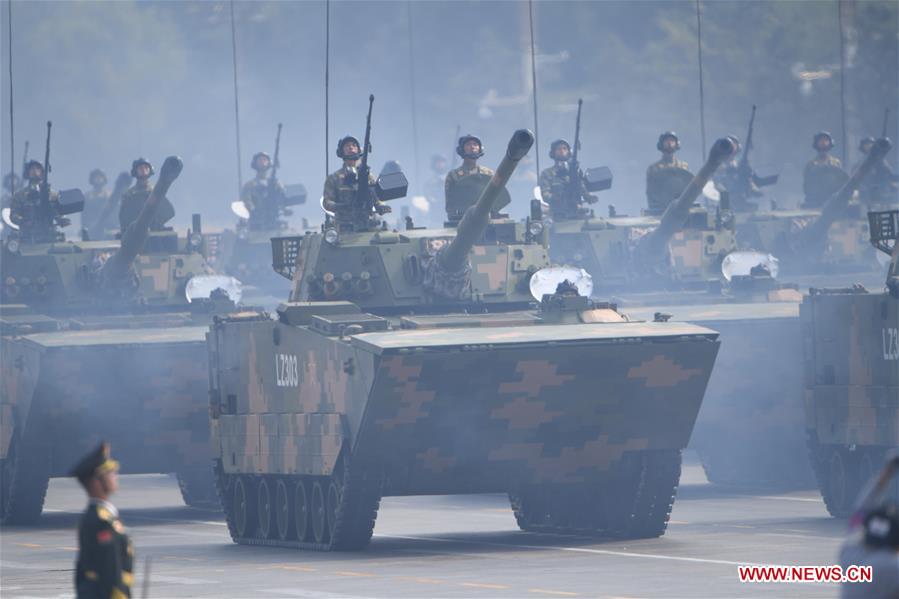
{"left": 799, "top": 138, "right": 892, "bottom": 249}
{"left": 635, "top": 137, "right": 735, "bottom": 262}
{"left": 437, "top": 129, "right": 534, "bottom": 273}
{"left": 101, "top": 156, "right": 183, "bottom": 280}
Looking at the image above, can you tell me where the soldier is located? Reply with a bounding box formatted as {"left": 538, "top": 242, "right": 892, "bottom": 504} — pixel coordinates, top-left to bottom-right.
{"left": 803, "top": 131, "right": 845, "bottom": 209}
{"left": 538, "top": 138, "right": 597, "bottom": 220}
{"left": 713, "top": 136, "right": 762, "bottom": 211}
{"left": 9, "top": 160, "right": 65, "bottom": 243}
{"left": 82, "top": 169, "right": 109, "bottom": 233}
{"left": 240, "top": 151, "right": 286, "bottom": 230}
{"left": 118, "top": 158, "right": 175, "bottom": 233}
{"left": 646, "top": 131, "right": 691, "bottom": 214}
{"left": 322, "top": 136, "right": 391, "bottom": 231}
{"left": 856, "top": 136, "right": 898, "bottom": 207}
{"left": 69, "top": 442, "right": 134, "bottom": 599}
{"left": 444, "top": 134, "right": 509, "bottom": 224}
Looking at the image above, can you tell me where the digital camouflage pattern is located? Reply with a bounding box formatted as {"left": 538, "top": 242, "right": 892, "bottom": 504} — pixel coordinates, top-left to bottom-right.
{"left": 626, "top": 300, "right": 814, "bottom": 487}
{"left": 548, "top": 138, "right": 737, "bottom": 292}
{"left": 208, "top": 130, "right": 722, "bottom": 550}
{"left": 0, "top": 157, "right": 228, "bottom": 525}
{"left": 802, "top": 209, "right": 899, "bottom": 517}
{"left": 736, "top": 138, "right": 893, "bottom": 275}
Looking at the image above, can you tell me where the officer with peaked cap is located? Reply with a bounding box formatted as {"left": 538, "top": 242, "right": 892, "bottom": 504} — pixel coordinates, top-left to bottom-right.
{"left": 70, "top": 442, "right": 134, "bottom": 599}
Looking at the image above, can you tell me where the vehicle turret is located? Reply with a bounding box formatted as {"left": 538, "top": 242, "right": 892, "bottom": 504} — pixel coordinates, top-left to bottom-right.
{"left": 284, "top": 130, "right": 544, "bottom": 310}
{"left": 798, "top": 137, "right": 892, "bottom": 251}
{"left": 98, "top": 156, "right": 183, "bottom": 286}
{"left": 426, "top": 129, "right": 534, "bottom": 300}
{"left": 634, "top": 137, "right": 735, "bottom": 265}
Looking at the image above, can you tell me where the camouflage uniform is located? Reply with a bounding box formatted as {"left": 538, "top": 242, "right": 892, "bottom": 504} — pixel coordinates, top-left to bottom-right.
{"left": 802, "top": 154, "right": 843, "bottom": 209}
{"left": 714, "top": 159, "right": 762, "bottom": 212}
{"left": 241, "top": 176, "right": 286, "bottom": 230}
{"left": 82, "top": 187, "right": 110, "bottom": 233}
{"left": 322, "top": 166, "right": 384, "bottom": 231}
{"left": 118, "top": 183, "right": 174, "bottom": 233}
{"left": 9, "top": 183, "right": 63, "bottom": 243}
{"left": 445, "top": 164, "right": 507, "bottom": 223}
{"left": 646, "top": 157, "right": 690, "bottom": 214}
{"left": 854, "top": 158, "right": 898, "bottom": 208}
{"left": 539, "top": 163, "right": 596, "bottom": 220}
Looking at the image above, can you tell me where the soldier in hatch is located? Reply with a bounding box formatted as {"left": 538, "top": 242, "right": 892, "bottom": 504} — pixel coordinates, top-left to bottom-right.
{"left": 646, "top": 131, "right": 691, "bottom": 214}
{"left": 444, "top": 134, "right": 509, "bottom": 224}
{"left": 802, "top": 131, "right": 846, "bottom": 209}
{"left": 70, "top": 442, "right": 135, "bottom": 599}
{"left": 322, "top": 136, "right": 391, "bottom": 231}
{"left": 82, "top": 169, "right": 110, "bottom": 233}
{"left": 9, "top": 160, "right": 65, "bottom": 243}
{"left": 538, "top": 138, "right": 597, "bottom": 220}
{"left": 856, "top": 136, "right": 898, "bottom": 208}
{"left": 119, "top": 158, "right": 175, "bottom": 233}
{"left": 241, "top": 151, "right": 287, "bottom": 230}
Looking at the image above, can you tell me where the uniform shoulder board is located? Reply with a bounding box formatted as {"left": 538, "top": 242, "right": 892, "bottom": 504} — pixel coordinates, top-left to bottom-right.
{"left": 480, "top": 166, "right": 494, "bottom": 175}
{"left": 96, "top": 506, "right": 114, "bottom": 522}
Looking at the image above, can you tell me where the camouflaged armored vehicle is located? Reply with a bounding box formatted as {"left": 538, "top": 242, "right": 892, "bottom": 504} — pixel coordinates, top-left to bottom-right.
{"left": 547, "top": 139, "right": 736, "bottom": 292}
{"left": 207, "top": 130, "right": 721, "bottom": 550}
{"left": 0, "top": 157, "right": 240, "bottom": 524}
{"left": 735, "top": 138, "right": 893, "bottom": 277}
{"left": 545, "top": 138, "right": 893, "bottom": 489}
{"left": 802, "top": 208, "right": 899, "bottom": 517}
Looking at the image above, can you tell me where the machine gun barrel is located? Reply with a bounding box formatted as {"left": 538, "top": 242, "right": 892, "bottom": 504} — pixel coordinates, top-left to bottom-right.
{"left": 799, "top": 137, "right": 892, "bottom": 249}
{"left": 437, "top": 129, "right": 534, "bottom": 273}
{"left": 40, "top": 122, "right": 52, "bottom": 215}
{"left": 100, "top": 156, "right": 183, "bottom": 280}
{"left": 635, "top": 136, "right": 735, "bottom": 262}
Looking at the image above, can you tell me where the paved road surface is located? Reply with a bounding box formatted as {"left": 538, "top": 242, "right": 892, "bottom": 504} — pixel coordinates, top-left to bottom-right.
{"left": 1, "top": 459, "right": 847, "bottom": 598}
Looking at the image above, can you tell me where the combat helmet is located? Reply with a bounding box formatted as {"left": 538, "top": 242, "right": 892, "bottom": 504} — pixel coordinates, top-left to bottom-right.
{"left": 657, "top": 131, "right": 680, "bottom": 152}
{"left": 251, "top": 151, "right": 272, "bottom": 171}
{"left": 549, "top": 139, "right": 571, "bottom": 160}
{"left": 336, "top": 135, "right": 362, "bottom": 160}
{"left": 131, "top": 157, "right": 154, "bottom": 178}
{"left": 23, "top": 160, "right": 43, "bottom": 181}
{"left": 89, "top": 168, "right": 107, "bottom": 186}
{"left": 813, "top": 131, "right": 835, "bottom": 151}
{"left": 456, "top": 134, "right": 484, "bottom": 159}
{"left": 858, "top": 137, "right": 875, "bottom": 154}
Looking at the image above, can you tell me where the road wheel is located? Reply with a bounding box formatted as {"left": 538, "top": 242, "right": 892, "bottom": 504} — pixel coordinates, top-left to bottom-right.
{"left": 275, "top": 479, "right": 291, "bottom": 541}
{"left": 311, "top": 481, "right": 328, "bottom": 544}
{"left": 327, "top": 479, "right": 342, "bottom": 538}
{"left": 257, "top": 478, "right": 272, "bottom": 539}
{"left": 233, "top": 477, "right": 252, "bottom": 538}
{"left": 294, "top": 479, "right": 309, "bottom": 542}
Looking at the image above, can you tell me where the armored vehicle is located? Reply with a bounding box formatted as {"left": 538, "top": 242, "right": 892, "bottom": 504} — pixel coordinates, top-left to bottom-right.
{"left": 0, "top": 157, "right": 240, "bottom": 524}
{"left": 735, "top": 138, "right": 893, "bottom": 277}
{"left": 549, "top": 139, "right": 737, "bottom": 292}
{"left": 802, "top": 208, "right": 899, "bottom": 517}
{"left": 549, "top": 138, "right": 892, "bottom": 489}
{"left": 207, "top": 130, "right": 721, "bottom": 550}
{"left": 222, "top": 125, "right": 307, "bottom": 300}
